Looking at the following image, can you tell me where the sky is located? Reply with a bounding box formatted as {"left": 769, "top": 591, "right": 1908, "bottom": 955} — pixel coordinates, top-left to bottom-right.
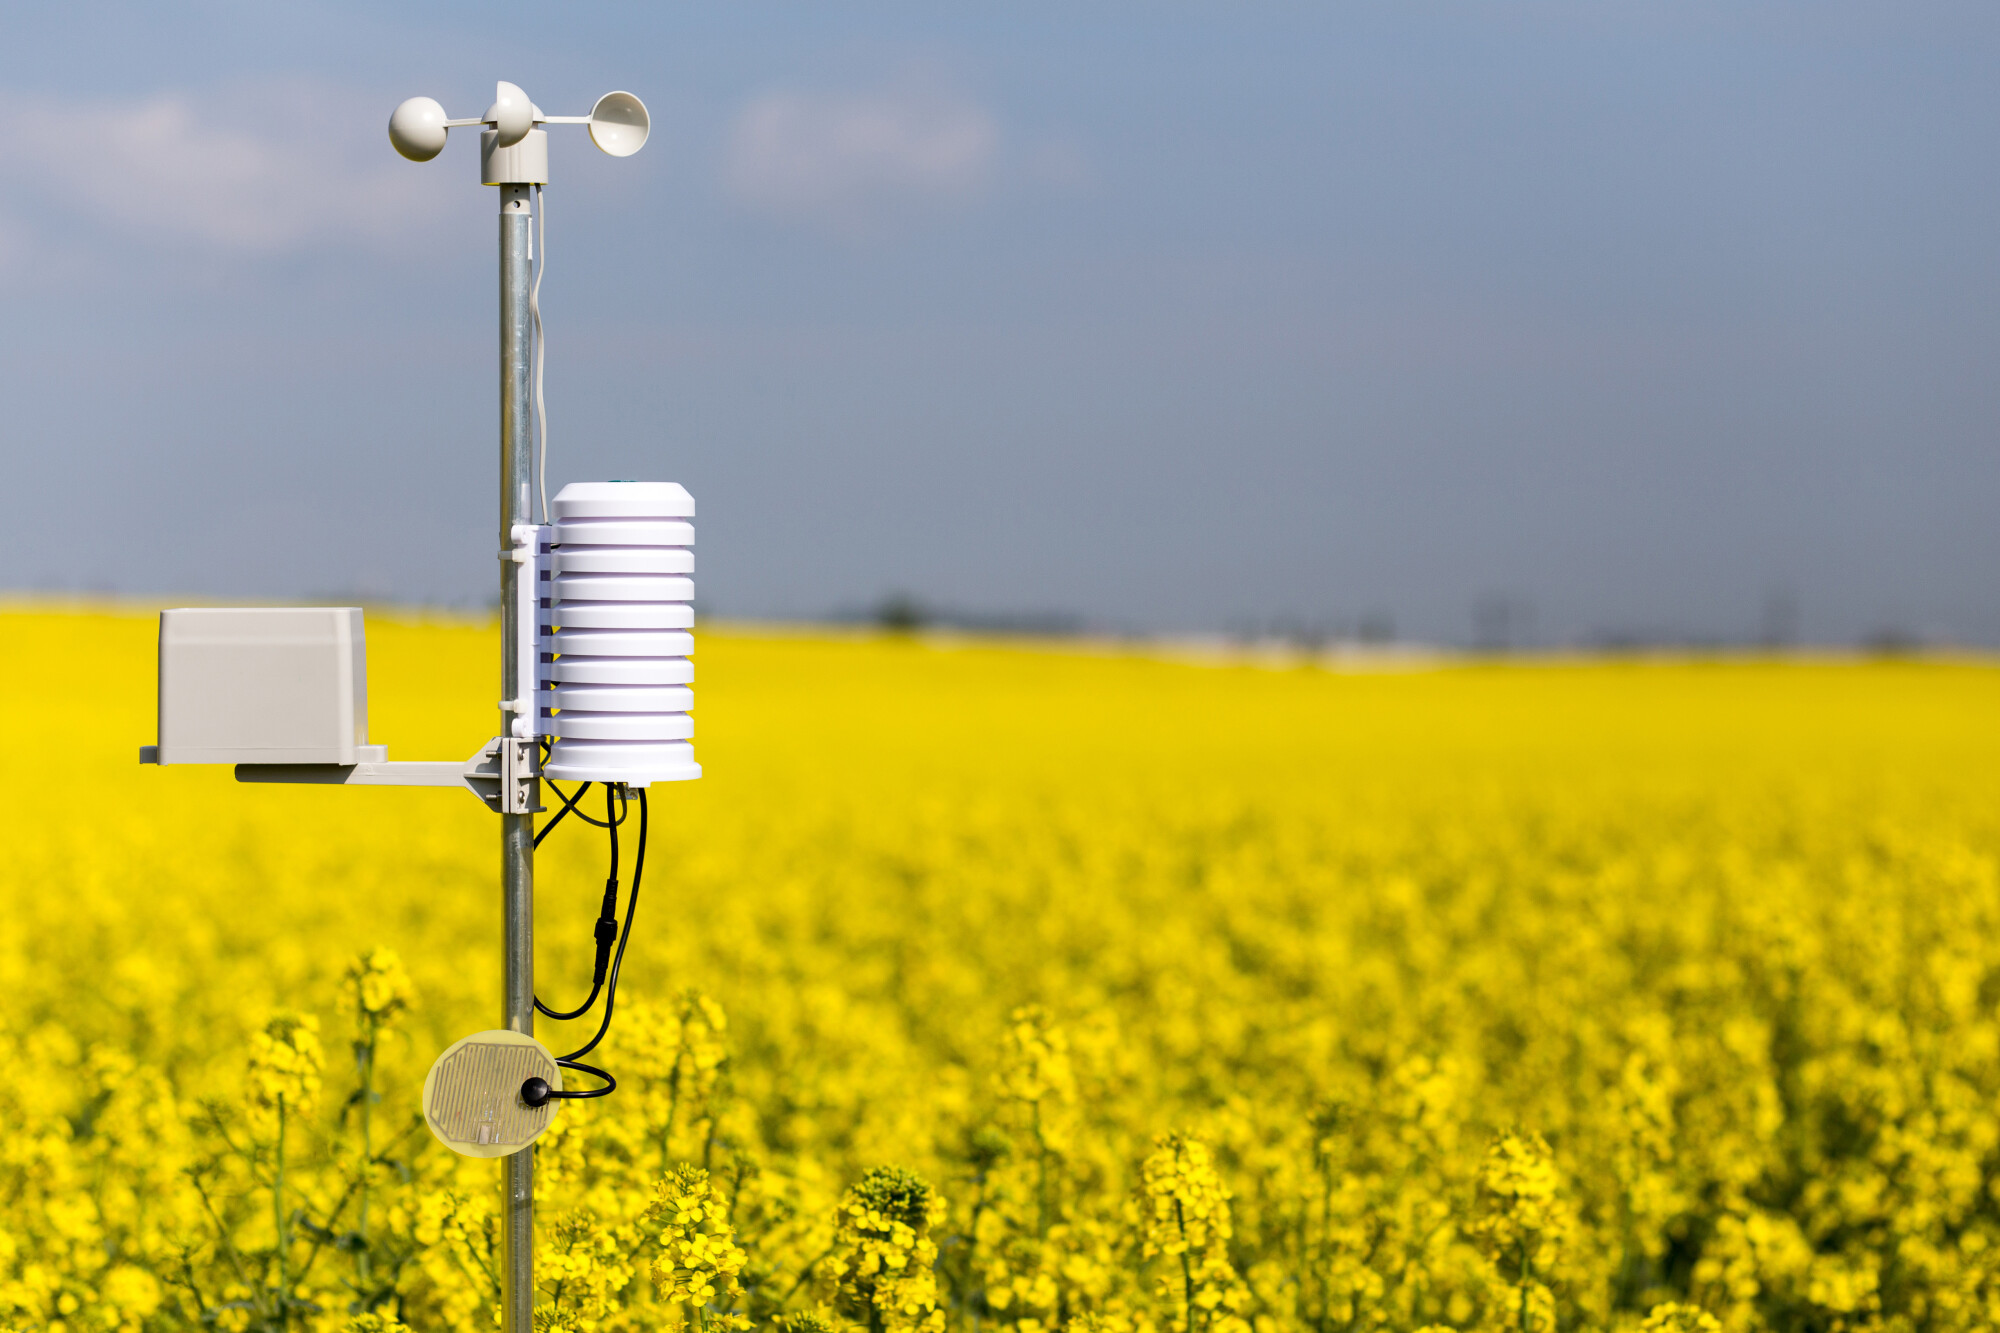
{"left": 3, "top": 1, "right": 1997, "bottom": 645}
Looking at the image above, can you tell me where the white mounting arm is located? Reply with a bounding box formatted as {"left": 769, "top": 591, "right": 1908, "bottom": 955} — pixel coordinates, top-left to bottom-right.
{"left": 233, "top": 738, "right": 535, "bottom": 815}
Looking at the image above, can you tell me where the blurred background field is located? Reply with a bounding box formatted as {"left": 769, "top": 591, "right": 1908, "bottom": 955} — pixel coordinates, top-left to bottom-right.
{"left": 10, "top": 8, "right": 2000, "bottom": 1332}
{"left": 8, "top": 605, "right": 2000, "bottom": 1331}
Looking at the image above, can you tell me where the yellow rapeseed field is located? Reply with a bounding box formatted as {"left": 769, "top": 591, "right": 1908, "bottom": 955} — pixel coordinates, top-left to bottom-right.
{"left": 5, "top": 606, "right": 2000, "bottom": 1333}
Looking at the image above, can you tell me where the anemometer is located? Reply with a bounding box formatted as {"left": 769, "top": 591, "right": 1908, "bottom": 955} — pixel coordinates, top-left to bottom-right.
{"left": 142, "top": 82, "right": 689, "bottom": 1329}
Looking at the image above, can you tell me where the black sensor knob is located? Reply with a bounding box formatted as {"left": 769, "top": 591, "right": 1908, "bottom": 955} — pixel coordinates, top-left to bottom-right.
{"left": 520, "top": 1076, "right": 552, "bottom": 1108}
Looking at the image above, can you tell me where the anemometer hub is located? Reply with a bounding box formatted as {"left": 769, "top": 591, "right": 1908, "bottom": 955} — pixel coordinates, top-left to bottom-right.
{"left": 389, "top": 82, "right": 651, "bottom": 181}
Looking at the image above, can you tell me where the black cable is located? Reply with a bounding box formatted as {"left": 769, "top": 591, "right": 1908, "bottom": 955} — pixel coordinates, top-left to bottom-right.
{"left": 534, "top": 778, "right": 586, "bottom": 848}
{"left": 559, "top": 787, "right": 646, "bottom": 1064}
{"left": 543, "top": 778, "right": 627, "bottom": 832}
{"left": 520, "top": 1059, "right": 616, "bottom": 1106}
{"left": 534, "top": 785, "right": 628, "bottom": 1020}
{"left": 550, "top": 1058, "right": 616, "bottom": 1099}
{"left": 606, "top": 782, "right": 620, "bottom": 884}
{"left": 537, "top": 980, "right": 601, "bottom": 1022}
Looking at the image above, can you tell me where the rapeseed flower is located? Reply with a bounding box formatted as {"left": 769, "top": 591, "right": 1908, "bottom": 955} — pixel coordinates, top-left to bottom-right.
{"left": 828, "top": 1167, "right": 947, "bottom": 1333}
{"left": 6, "top": 609, "right": 2000, "bottom": 1333}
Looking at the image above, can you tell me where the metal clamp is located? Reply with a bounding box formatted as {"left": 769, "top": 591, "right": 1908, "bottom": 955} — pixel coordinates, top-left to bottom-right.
{"left": 494, "top": 734, "right": 541, "bottom": 815}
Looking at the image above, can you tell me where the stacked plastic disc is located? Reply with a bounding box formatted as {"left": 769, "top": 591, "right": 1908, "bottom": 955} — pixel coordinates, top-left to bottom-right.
{"left": 542, "top": 481, "right": 700, "bottom": 784}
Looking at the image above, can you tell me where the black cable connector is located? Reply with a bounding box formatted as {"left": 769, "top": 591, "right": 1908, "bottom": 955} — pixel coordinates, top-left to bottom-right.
{"left": 534, "top": 785, "right": 627, "bottom": 1021}
{"left": 591, "top": 879, "right": 619, "bottom": 984}
{"left": 559, "top": 788, "right": 646, "bottom": 1066}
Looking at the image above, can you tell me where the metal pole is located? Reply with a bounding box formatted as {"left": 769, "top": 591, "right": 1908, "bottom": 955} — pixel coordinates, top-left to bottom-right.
{"left": 498, "top": 180, "right": 537, "bottom": 1332}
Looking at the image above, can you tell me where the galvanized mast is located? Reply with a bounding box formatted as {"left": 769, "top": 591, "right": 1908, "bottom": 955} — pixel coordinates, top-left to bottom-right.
{"left": 378, "top": 85, "right": 657, "bottom": 1332}
{"left": 498, "top": 179, "right": 538, "bottom": 1332}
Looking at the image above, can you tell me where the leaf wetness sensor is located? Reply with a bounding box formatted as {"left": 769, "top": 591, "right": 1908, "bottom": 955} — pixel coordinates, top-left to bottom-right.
{"left": 422, "top": 1030, "right": 563, "bottom": 1158}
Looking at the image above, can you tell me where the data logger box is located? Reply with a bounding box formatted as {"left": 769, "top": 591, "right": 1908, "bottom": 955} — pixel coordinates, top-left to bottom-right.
{"left": 149, "top": 607, "right": 369, "bottom": 765}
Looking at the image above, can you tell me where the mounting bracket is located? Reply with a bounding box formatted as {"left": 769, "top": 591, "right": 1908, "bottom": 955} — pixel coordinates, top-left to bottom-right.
{"left": 194, "top": 737, "right": 546, "bottom": 814}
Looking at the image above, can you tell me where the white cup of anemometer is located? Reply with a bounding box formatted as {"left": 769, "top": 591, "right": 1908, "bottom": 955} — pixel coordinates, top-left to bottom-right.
{"left": 387, "top": 82, "right": 650, "bottom": 167}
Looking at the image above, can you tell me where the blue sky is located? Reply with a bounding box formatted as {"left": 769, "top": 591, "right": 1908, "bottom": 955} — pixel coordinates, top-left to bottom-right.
{"left": 5, "top": 2, "right": 1998, "bottom": 643}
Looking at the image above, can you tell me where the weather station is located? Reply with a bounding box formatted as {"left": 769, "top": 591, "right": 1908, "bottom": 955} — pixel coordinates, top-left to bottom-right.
{"left": 138, "top": 82, "right": 692, "bottom": 1330}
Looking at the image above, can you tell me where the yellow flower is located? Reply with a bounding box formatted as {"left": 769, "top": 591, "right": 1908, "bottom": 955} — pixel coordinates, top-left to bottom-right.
{"left": 648, "top": 1164, "right": 749, "bottom": 1309}
{"left": 1135, "top": 1135, "right": 1247, "bottom": 1333}
{"left": 1640, "top": 1303, "right": 1722, "bottom": 1333}
{"left": 825, "top": 1167, "right": 945, "bottom": 1333}
{"left": 100, "top": 1263, "right": 162, "bottom": 1318}
{"left": 1136, "top": 1134, "right": 1231, "bottom": 1260}
{"left": 997, "top": 1005, "right": 1076, "bottom": 1108}
{"left": 344, "top": 1313, "right": 409, "bottom": 1332}
{"left": 345, "top": 947, "right": 413, "bottom": 1026}
{"left": 1471, "top": 1131, "right": 1572, "bottom": 1333}
{"left": 245, "top": 1010, "right": 322, "bottom": 1122}
{"left": 1472, "top": 1130, "right": 1569, "bottom": 1262}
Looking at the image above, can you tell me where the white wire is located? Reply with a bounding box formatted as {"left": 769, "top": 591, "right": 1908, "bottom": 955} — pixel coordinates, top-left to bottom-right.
{"left": 531, "top": 184, "right": 549, "bottom": 524}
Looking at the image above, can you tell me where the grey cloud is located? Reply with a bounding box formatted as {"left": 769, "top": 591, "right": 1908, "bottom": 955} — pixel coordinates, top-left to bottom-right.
{"left": 0, "top": 82, "right": 450, "bottom": 253}
{"left": 722, "top": 78, "right": 999, "bottom": 237}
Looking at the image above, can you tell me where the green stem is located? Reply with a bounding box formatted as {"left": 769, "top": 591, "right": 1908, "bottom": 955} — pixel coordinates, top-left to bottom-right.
{"left": 781, "top": 1246, "right": 836, "bottom": 1305}
{"left": 358, "top": 1019, "right": 376, "bottom": 1291}
{"left": 190, "top": 1170, "right": 255, "bottom": 1290}
{"left": 662, "top": 1063, "right": 684, "bottom": 1173}
{"left": 1518, "top": 1238, "right": 1532, "bottom": 1333}
{"left": 275, "top": 1098, "right": 289, "bottom": 1328}
{"left": 1033, "top": 1101, "right": 1050, "bottom": 1239}
{"left": 1316, "top": 1161, "right": 1334, "bottom": 1333}
{"left": 1175, "top": 1198, "right": 1196, "bottom": 1333}
{"left": 963, "top": 1170, "right": 991, "bottom": 1333}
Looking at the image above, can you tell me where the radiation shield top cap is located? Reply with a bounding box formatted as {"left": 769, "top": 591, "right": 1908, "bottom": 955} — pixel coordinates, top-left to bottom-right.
{"left": 422, "top": 1029, "right": 562, "bottom": 1158}
{"left": 552, "top": 481, "right": 694, "bottom": 519}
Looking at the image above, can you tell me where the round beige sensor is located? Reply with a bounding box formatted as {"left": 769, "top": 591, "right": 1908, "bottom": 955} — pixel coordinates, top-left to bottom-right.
{"left": 422, "top": 1029, "right": 563, "bottom": 1158}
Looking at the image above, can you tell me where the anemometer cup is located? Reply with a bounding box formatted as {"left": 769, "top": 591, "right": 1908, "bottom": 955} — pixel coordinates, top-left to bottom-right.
{"left": 588, "top": 91, "right": 649, "bottom": 157}
{"left": 388, "top": 97, "right": 449, "bottom": 162}
{"left": 486, "top": 81, "right": 535, "bottom": 148}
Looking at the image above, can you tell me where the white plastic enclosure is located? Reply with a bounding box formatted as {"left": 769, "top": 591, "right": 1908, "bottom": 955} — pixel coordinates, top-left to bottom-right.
{"left": 154, "top": 608, "right": 368, "bottom": 764}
